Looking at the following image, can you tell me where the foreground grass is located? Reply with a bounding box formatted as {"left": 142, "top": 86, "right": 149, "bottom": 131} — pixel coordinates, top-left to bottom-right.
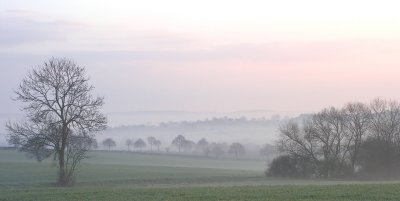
{"left": 0, "top": 149, "right": 262, "bottom": 187}
{"left": 2, "top": 184, "right": 400, "bottom": 201}
{"left": 2, "top": 150, "right": 400, "bottom": 200}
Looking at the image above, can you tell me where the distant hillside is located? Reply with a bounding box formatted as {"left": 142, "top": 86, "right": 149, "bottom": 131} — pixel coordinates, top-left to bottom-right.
{"left": 106, "top": 110, "right": 278, "bottom": 126}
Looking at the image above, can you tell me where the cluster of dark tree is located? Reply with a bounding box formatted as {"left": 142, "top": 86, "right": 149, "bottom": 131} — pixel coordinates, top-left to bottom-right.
{"left": 102, "top": 137, "right": 161, "bottom": 152}
{"left": 267, "top": 99, "right": 400, "bottom": 179}
{"left": 170, "top": 135, "right": 246, "bottom": 160}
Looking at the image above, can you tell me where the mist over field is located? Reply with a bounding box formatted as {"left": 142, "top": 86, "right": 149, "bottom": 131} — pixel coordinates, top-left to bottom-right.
{"left": 2, "top": 0, "right": 400, "bottom": 200}
{"left": 0, "top": 110, "right": 282, "bottom": 146}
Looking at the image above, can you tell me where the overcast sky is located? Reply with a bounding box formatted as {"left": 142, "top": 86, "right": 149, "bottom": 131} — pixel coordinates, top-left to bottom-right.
{"left": 2, "top": 0, "right": 400, "bottom": 117}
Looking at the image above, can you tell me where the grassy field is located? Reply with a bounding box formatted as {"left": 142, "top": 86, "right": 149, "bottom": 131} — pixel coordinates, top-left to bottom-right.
{"left": 0, "top": 149, "right": 264, "bottom": 187}
{"left": 1, "top": 149, "right": 400, "bottom": 200}
{"left": 3, "top": 184, "right": 400, "bottom": 201}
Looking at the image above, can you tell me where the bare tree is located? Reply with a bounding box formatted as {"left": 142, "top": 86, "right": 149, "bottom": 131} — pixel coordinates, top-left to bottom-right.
{"left": 134, "top": 138, "right": 146, "bottom": 151}
{"left": 228, "top": 142, "right": 246, "bottom": 160}
{"left": 369, "top": 99, "right": 400, "bottom": 144}
{"left": 6, "top": 58, "right": 107, "bottom": 186}
{"left": 278, "top": 120, "right": 319, "bottom": 166}
{"left": 171, "top": 134, "right": 186, "bottom": 152}
{"left": 126, "top": 139, "right": 133, "bottom": 151}
{"left": 102, "top": 138, "right": 116, "bottom": 151}
{"left": 368, "top": 98, "right": 400, "bottom": 176}
{"left": 279, "top": 107, "right": 352, "bottom": 177}
{"left": 343, "top": 102, "right": 371, "bottom": 173}
{"left": 310, "top": 107, "right": 348, "bottom": 177}
{"left": 276, "top": 98, "right": 400, "bottom": 178}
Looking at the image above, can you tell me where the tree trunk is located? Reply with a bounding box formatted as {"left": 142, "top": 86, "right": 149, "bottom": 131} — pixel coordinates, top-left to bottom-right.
{"left": 58, "top": 131, "right": 68, "bottom": 186}
{"left": 58, "top": 126, "right": 72, "bottom": 186}
{"left": 58, "top": 148, "right": 66, "bottom": 185}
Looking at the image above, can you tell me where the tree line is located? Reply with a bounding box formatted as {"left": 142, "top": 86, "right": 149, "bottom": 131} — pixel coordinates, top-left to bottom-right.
{"left": 101, "top": 135, "right": 247, "bottom": 160}
{"left": 268, "top": 99, "right": 400, "bottom": 179}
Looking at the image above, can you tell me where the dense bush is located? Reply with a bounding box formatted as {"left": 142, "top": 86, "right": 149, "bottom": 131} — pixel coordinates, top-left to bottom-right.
{"left": 266, "top": 155, "right": 314, "bottom": 178}
{"left": 358, "top": 138, "right": 400, "bottom": 179}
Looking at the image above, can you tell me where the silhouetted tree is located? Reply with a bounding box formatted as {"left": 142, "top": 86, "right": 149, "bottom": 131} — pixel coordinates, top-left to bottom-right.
{"left": 275, "top": 98, "right": 400, "bottom": 179}
{"left": 228, "top": 143, "right": 246, "bottom": 160}
{"left": 6, "top": 58, "right": 107, "bottom": 186}
{"left": 102, "top": 138, "right": 116, "bottom": 151}
{"left": 278, "top": 107, "right": 352, "bottom": 178}
{"left": 343, "top": 102, "right": 371, "bottom": 174}
{"left": 311, "top": 107, "right": 349, "bottom": 177}
{"left": 134, "top": 138, "right": 146, "bottom": 151}
{"left": 367, "top": 99, "right": 400, "bottom": 177}
{"left": 172, "top": 135, "right": 186, "bottom": 152}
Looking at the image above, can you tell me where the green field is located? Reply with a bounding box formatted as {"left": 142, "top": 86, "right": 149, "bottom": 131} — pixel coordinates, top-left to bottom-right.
{"left": 1, "top": 149, "right": 400, "bottom": 201}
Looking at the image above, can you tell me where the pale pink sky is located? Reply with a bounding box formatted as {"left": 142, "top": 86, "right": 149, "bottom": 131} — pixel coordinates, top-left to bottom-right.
{"left": 1, "top": 0, "right": 400, "bottom": 117}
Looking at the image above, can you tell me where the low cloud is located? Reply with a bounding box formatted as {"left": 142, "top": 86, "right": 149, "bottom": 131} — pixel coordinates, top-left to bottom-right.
{"left": 0, "top": 10, "right": 82, "bottom": 47}
{"left": 55, "top": 39, "right": 400, "bottom": 65}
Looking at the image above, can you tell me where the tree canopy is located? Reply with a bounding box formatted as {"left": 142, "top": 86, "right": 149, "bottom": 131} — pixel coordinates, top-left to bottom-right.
{"left": 171, "top": 135, "right": 186, "bottom": 152}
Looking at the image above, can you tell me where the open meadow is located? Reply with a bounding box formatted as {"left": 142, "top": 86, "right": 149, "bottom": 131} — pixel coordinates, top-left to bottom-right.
{"left": 2, "top": 149, "right": 400, "bottom": 201}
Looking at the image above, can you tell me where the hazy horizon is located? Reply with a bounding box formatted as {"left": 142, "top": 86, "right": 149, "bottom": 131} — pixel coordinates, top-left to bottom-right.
{"left": 3, "top": 1, "right": 400, "bottom": 148}
{"left": 2, "top": 1, "right": 400, "bottom": 119}
{"left": 2, "top": 2, "right": 400, "bottom": 199}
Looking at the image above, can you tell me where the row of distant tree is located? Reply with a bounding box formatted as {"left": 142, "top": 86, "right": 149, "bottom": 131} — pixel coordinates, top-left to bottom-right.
{"left": 102, "top": 137, "right": 162, "bottom": 152}
{"left": 99, "top": 135, "right": 271, "bottom": 160}
{"left": 267, "top": 98, "right": 400, "bottom": 179}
